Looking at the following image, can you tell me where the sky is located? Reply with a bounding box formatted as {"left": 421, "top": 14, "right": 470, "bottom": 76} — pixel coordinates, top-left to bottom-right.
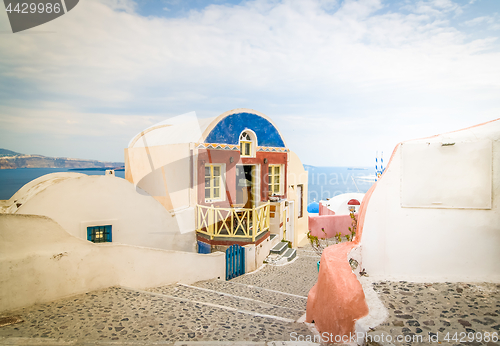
{"left": 0, "top": 0, "right": 499, "bottom": 166}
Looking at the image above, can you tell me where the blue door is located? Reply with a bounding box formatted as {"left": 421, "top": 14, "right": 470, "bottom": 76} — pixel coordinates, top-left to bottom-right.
{"left": 226, "top": 244, "right": 245, "bottom": 280}
{"left": 197, "top": 241, "right": 211, "bottom": 254}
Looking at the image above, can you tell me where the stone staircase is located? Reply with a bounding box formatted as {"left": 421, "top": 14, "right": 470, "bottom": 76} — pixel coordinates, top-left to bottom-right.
{"left": 146, "top": 279, "right": 307, "bottom": 323}
{"left": 140, "top": 249, "right": 314, "bottom": 330}
{"left": 0, "top": 249, "right": 320, "bottom": 345}
{"left": 264, "top": 241, "right": 297, "bottom": 265}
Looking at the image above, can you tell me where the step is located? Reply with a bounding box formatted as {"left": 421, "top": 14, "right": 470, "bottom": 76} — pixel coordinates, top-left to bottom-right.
{"left": 270, "top": 241, "right": 288, "bottom": 255}
{"left": 282, "top": 248, "right": 297, "bottom": 262}
{"left": 148, "top": 284, "right": 304, "bottom": 321}
{"left": 296, "top": 248, "right": 321, "bottom": 258}
{"left": 0, "top": 286, "right": 315, "bottom": 343}
{"left": 191, "top": 279, "right": 307, "bottom": 311}
{"left": 231, "top": 256, "right": 319, "bottom": 297}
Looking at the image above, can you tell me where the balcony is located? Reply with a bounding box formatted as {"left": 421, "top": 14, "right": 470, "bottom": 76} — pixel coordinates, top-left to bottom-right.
{"left": 196, "top": 202, "right": 270, "bottom": 242}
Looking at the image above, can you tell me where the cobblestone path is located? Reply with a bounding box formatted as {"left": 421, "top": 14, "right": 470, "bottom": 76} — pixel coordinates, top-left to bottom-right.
{"left": 367, "top": 281, "right": 500, "bottom": 346}
{"left": 0, "top": 248, "right": 321, "bottom": 345}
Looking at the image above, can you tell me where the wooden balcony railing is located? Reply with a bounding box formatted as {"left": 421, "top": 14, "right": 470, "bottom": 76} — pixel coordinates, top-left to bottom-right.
{"left": 196, "top": 202, "right": 270, "bottom": 242}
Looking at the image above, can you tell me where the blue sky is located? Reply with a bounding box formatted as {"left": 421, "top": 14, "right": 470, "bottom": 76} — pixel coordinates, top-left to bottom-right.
{"left": 0, "top": 0, "right": 499, "bottom": 166}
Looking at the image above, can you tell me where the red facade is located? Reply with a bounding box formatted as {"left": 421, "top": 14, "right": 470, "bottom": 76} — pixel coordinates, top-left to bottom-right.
{"left": 197, "top": 149, "right": 287, "bottom": 207}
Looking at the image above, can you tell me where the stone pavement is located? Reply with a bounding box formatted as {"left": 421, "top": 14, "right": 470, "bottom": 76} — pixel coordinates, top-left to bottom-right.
{"left": 366, "top": 281, "right": 500, "bottom": 346}
{"left": 0, "top": 248, "right": 321, "bottom": 345}
{"left": 3, "top": 246, "right": 499, "bottom": 346}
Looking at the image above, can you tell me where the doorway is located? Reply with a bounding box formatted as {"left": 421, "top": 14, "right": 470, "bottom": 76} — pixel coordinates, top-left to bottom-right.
{"left": 235, "top": 165, "right": 259, "bottom": 208}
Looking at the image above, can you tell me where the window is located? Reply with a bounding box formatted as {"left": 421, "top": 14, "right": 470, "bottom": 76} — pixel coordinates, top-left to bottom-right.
{"left": 297, "top": 184, "right": 303, "bottom": 218}
{"left": 205, "top": 164, "right": 223, "bottom": 200}
{"left": 268, "top": 165, "right": 282, "bottom": 195}
{"left": 239, "top": 130, "right": 257, "bottom": 158}
{"left": 87, "top": 225, "right": 112, "bottom": 243}
{"left": 239, "top": 132, "right": 252, "bottom": 157}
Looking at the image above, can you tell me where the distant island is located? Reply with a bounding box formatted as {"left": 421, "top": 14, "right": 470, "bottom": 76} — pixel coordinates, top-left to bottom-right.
{"left": 0, "top": 149, "right": 124, "bottom": 170}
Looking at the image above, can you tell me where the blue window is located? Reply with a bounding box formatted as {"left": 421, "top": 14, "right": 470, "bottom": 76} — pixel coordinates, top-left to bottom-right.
{"left": 87, "top": 225, "right": 112, "bottom": 243}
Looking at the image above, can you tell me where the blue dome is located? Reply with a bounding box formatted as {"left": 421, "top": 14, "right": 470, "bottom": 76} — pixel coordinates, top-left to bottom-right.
{"left": 204, "top": 112, "right": 286, "bottom": 147}
{"left": 307, "top": 202, "right": 319, "bottom": 213}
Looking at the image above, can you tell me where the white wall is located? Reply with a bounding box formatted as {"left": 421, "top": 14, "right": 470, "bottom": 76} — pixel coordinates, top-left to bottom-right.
{"left": 0, "top": 214, "right": 225, "bottom": 313}
{"left": 361, "top": 120, "right": 500, "bottom": 282}
{"left": 324, "top": 192, "right": 365, "bottom": 215}
{"left": 287, "top": 150, "right": 309, "bottom": 247}
{"left": 401, "top": 140, "right": 492, "bottom": 209}
{"left": 244, "top": 234, "right": 279, "bottom": 272}
{"left": 15, "top": 174, "right": 196, "bottom": 252}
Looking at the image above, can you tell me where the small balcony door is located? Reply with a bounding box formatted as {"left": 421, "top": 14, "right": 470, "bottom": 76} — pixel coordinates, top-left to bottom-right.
{"left": 235, "top": 164, "right": 259, "bottom": 208}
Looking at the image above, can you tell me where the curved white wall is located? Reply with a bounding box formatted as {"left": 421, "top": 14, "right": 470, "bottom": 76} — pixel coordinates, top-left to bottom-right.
{"left": 361, "top": 119, "right": 500, "bottom": 282}
{"left": 0, "top": 214, "right": 224, "bottom": 313}
{"left": 15, "top": 174, "right": 196, "bottom": 252}
{"left": 324, "top": 192, "right": 365, "bottom": 215}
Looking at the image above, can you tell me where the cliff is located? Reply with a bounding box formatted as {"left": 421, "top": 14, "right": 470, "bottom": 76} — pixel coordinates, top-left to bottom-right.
{"left": 0, "top": 149, "right": 123, "bottom": 169}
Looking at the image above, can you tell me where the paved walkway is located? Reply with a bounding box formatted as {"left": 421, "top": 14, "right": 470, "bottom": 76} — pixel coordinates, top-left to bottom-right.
{"left": 3, "top": 247, "right": 499, "bottom": 346}
{"left": 0, "top": 249, "right": 321, "bottom": 345}
{"left": 366, "top": 281, "right": 500, "bottom": 346}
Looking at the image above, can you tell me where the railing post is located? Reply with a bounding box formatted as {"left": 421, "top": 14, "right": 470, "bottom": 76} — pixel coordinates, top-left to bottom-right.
{"left": 196, "top": 205, "right": 199, "bottom": 232}
{"left": 266, "top": 203, "right": 270, "bottom": 230}
{"left": 209, "top": 204, "right": 214, "bottom": 239}
{"left": 231, "top": 209, "right": 234, "bottom": 236}
{"left": 252, "top": 206, "right": 256, "bottom": 242}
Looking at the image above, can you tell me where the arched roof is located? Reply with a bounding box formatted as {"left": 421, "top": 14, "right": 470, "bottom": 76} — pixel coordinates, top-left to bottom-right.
{"left": 307, "top": 201, "right": 320, "bottom": 213}
{"left": 128, "top": 109, "right": 287, "bottom": 149}
{"left": 324, "top": 193, "right": 365, "bottom": 215}
{"left": 202, "top": 109, "right": 287, "bottom": 148}
{"left": 2, "top": 172, "right": 86, "bottom": 213}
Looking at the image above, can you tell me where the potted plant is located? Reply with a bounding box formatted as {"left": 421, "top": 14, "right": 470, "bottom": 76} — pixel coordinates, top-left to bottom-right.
{"left": 307, "top": 228, "right": 336, "bottom": 272}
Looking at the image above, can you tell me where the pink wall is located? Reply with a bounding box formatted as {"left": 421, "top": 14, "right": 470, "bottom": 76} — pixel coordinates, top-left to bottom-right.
{"left": 306, "top": 242, "right": 369, "bottom": 340}
{"left": 318, "top": 203, "right": 335, "bottom": 216}
{"left": 306, "top": 183, "right": 378, "bottom": 341}
{"left": 308, "top": 214, "right": 355, "bottom": 239}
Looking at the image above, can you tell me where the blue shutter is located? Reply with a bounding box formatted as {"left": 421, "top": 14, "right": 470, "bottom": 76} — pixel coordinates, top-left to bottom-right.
{"left": 105, "top": 225, "right": 112, "bottom": 242}
{"left": 87, "top": 227, "right": 92, "bottom": 241}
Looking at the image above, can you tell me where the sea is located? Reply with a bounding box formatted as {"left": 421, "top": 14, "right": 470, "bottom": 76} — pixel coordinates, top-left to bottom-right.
{"left": 304, "top": 165, "right": 375, "bottom": 202}
{"left": 0, "top": 166, "right": 375, "bottom": 202}
{"left": 0, "top": 168, "right": 125, "bottom": 200}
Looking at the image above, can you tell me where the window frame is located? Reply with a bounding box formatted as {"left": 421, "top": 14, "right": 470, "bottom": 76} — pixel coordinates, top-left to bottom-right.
{"left": 297, "top": 184, "right": 304, "bottom": 218}
{"left": 87, "top": 225, "right": 112, "bottom": 243}
{"left": 239, "top": 130, "right": 257, "bottom": 158}
{"left": 268, "top": 164, "right": 283, "bottom": 196}
{"left": 240, "top": 140, "right": 252, "bottom": 157}
{"left": 204, "top": 163, "right": 225, "bottom": 202}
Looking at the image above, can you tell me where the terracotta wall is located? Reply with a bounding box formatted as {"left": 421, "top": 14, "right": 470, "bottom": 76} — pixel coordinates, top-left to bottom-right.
{"left": 197, "top": 149, "right": 287, "bottom": 207}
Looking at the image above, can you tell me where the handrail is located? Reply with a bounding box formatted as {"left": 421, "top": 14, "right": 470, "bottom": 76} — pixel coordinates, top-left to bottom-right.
{"left": 196, "top": 202, "right": 270, "bottom": 241}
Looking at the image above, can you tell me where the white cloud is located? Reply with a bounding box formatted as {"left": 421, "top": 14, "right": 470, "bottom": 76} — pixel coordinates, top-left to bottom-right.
{"left": 464, "top": 14, "right": 500, "bottom": 30}
{"left": 0, "top": 0, "right": 499, "bottom": 165}
{"left": 403, "top": 0, "right": 462, "bottom": 16}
